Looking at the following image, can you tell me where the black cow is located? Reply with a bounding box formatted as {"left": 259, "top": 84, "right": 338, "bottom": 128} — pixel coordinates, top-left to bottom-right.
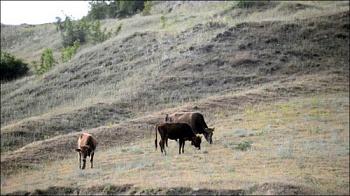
{"left": 165, "top": 112, "right": 214, "bottom": 144}
{"left": 155, "top": 122, "right": 201, "bottom": 155}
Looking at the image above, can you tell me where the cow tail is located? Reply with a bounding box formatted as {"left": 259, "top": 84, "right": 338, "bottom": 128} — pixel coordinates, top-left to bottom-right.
{"left": 155, "top": 124, "right": 158, "bottom": 149}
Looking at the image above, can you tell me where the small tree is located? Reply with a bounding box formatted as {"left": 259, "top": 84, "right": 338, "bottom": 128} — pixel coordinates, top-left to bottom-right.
{"left": 61, "top": 40, "right": 80, "bottom": 63}
{"left": 143, "top": 1, "right": 151, "bottom": 15}
{"left": 55, "top": 16, "right": 63, "bottom": 31}
{"left": 160, "top": 15, "right": 166, "bottom": 29}
{"left": 34, "top": 48, "right": 57, "bottom": 75}
{"left": 115, "top": 23, "right": 123, "bottom": 36}
{"left": 0, "top": 51, "right": 29, "bottom": 81}
{"left": 90, "top": 20, "right": 111, "bottom": 43}
{"left": 60, "top": 16, "right": 89, "bottom": 47}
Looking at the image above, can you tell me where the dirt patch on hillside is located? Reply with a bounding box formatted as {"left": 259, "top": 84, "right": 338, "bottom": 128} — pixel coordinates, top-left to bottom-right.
{"left": 5, "top": 182, "right": 318, "bottom": 195}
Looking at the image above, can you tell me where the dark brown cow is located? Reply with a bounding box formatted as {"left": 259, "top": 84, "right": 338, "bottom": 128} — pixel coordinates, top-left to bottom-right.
{"left": 155, "top": 122, "right": 201, "bottom": 155}
{"left": 165, "top": 112, "right": 214, "bottom": 144}
{"left": 75, "top": 133, "right": 98, "bottom": 170}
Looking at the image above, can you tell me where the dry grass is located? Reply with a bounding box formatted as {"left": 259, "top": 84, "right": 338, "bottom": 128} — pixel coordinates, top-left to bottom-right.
{"left": 1, "top": 1, "right": 349, "bottom": 195}
{"left": 1, "top": 80, "right": 349, "bottom": 194}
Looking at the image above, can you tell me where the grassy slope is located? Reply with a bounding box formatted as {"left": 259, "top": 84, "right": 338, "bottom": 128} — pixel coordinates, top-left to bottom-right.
{"left": 1, "top": 1, "right": 349, "bottom": 195}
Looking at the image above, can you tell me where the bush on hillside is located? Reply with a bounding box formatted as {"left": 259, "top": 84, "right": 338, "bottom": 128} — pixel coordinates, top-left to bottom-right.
{"left": 33, "top": 48, "right": 57, "bottom": 75}
{"left": 0, "top": 51, "right": 29, "bottom": 82}
{"left": 115, "top": 23, "right": 123, "bottom": 36}
{"left": 61, "top": 40, "right": 80, "bottom": 63}
{"left": 90, "top": 20, "right": 110, "bottom": 43}
{"left": 143, "top": 1, "right": 151, "bottom": 16}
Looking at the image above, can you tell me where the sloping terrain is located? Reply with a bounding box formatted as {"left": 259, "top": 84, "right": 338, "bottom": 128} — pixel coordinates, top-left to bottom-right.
{"left": 1, "top": 1, "right": 349, "bottom": 195}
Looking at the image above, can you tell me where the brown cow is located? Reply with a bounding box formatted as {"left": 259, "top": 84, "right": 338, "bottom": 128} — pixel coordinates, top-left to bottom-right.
{"left": 155, "top": 122, "right": 201, "bottom": 155}
{"left": 165, "top": 112, "right": 214, "bottom": 144}
{"left": 75, "top": 133, "right": 97, "bottom": 170}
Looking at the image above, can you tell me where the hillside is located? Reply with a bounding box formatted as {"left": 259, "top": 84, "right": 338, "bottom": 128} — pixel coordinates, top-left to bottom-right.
{"left": 1, "top": 1, "right": 349, "bottom": 195}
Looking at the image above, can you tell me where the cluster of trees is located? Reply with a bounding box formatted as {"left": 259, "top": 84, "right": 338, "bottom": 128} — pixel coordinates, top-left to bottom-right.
{"left": 87, "top": 1, "right": 147, "bottom": 20}
{"left": 58, "top": 1, "right": 150, "bottom": 47}
{"left": 2, "top": 1, "right": 150, "bottom": 81}
{"left": 58, "top": 16, "right": 111, "bottom": 47}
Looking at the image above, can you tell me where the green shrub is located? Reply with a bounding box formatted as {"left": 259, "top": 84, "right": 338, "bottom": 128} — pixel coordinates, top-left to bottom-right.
{"left": 115, "top": 23, "right": 123, "bottom": 36}
{"left": 103, "top": 184, "right": 112, "bottom": 194}
{"left": 61, "top": 40, "right": 80, "bottom": 63}
{"left": 34, "top": 48, "right": 57, "bottom": 75}
{"left": 234, "top": 141, "right": 252, "bottom": 151}
{"left": 143, "top": 1, "right": 151, "bottom": 15}
{"left": 0, "top": 51, "right": 29, "bottom": 81}
{"left": 90, "top": 20, "right": 111, "bottom": 43}
{"left": 160, "top": 15, "right": 166, "bottom": 28}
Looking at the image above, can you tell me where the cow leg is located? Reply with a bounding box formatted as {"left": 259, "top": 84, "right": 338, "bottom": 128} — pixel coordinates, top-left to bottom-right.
{"left": 90, "top": 151, "right": 94, "bottom": 168}
{"left": 182, "top": 141, "right": 185, "bottom": 154}
{"left": 162, "top": 140, "right": 167, "bottom": 155}
{"left": 159, "top": 141, "right": 163, "bottom": 153}
{"left": 78, "top": 152, "right": 81, "bottom": 169}
{"left": 160, "top": 140, "right": 166, "bottom": 155}
{"left": 179, "top": 139, "right": 184, "bottom": 154}
{"left": 82, "top": 158, "right": 86, "bottom": 170}
{"left": 178, "top": 140, "right": 181, "bottom": 154}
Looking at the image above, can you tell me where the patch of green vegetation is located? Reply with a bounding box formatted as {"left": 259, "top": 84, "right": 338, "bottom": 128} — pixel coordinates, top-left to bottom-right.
{"left": 61, "top": 40, "right": 80, "bottom": 63}
{"left": 310, "top": 110, "right": 330, "bottom": 117}
{"left": 232, "top": 140, "right": 253, "bottom": 151}
{"left": 143, "top": 1, "right": 151, "bottom": 16}
{"left": 103, "top": 184, "right": 112, "bottom": 194}
{"left": 244, "top": 109, "right": 255, "bottom": 115}
{"left": 115, "top": 23, "right": 123, "bottom": 36}
{"left": 33, "top": 47, "right": 57, "bottom": 75}
{"left": 0, "top": 51, "right": 29, "bottom": 81}
{"left": 21, "top": 28, "right": 35, "bottom": 37}
{"left": 160, "top": 15, "right": 166, "bottom": 29}
{"left": 236, "top": 0, "right": 255, "bottom": 8}
{"left": 280, "top": 100, "right": 302, "bottom": 112}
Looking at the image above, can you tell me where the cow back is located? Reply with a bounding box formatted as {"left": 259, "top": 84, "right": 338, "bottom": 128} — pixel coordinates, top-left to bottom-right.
{"left": 168, "top": 112, "right": 208, "bottom": 134}
{"left": 157, "top": 122, "right": 195, "bottom": 140}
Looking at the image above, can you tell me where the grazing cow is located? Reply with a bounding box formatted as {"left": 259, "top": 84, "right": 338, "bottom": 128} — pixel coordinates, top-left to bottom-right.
{"left": 165, "top": 112, "right": 214, "bottom": 144}
{"left": 75, "top": 133, "right": 97, "bottom": 170}
{"left": 155, "top": 122, "right": 201, "bottom": 155}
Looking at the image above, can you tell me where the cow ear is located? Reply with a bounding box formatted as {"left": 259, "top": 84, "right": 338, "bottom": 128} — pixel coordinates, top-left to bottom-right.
{"left": 75, "top": 149, "right": 81, "bottom": 152}
{"left": 212, "top": 128, "right": 215, "bottom": 131}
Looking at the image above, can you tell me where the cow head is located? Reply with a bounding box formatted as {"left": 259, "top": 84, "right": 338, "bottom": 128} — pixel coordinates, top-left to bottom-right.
{"left": 76, "top": 145, "right": 90, "bottom": 169}
{"left": 204, "top": 127, "right": 215, "bottom": 144}
{"left": 191, "top": 135, "right": 202, "bottom": 150}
